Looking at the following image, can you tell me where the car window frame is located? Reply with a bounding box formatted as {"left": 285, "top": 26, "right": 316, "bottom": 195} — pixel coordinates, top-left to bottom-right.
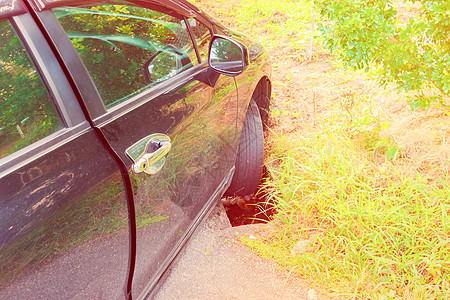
{"left": 0, "top": 13, "right": 88, "bottom": 174}
{"left": 183, "top": 16, "right": 213, "bottom": 63}
{"left": 37, "top": 1, "right": 214, "bottom": 126}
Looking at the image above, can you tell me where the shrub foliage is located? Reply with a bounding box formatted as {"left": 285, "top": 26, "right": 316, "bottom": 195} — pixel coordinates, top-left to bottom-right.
{"left": 315, "top": 0, "right": 450, "bottom": 109}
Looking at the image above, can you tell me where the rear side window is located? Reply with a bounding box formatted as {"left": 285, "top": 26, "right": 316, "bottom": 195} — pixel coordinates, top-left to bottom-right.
{"left": 54, "top": 2, "right": 199, "bottom": 109}
{"left": 0, "top": 20, "right": 62, "bottom": 160}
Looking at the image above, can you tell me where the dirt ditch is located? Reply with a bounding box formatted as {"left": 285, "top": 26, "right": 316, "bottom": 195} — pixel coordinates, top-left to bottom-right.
{"left": 221, "top": 166, "right": 275, "bottom": 226}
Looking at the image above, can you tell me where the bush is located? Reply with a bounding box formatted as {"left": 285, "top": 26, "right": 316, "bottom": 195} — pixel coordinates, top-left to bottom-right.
{"left": 315, "top": 0, "right": 450, "bottom": 109}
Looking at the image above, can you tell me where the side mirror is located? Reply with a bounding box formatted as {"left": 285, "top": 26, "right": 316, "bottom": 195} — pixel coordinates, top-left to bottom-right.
{"left": 142, "top": 45, "right": 192, "bottom": 84}
{"left": 208, "top": 35, "right": 249, "bottom": 77}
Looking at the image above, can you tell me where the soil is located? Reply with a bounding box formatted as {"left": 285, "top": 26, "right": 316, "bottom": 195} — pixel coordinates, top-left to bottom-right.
{"left": 195, "top": 1, "right": 449, "bottom": 298}
{"left": 198, "top": 0, "right": 449, "bottom": 182}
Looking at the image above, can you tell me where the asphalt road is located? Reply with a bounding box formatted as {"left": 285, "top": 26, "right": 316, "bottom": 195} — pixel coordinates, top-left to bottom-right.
{"left": 154, "top": 202, "right": 321, "bottom": 300}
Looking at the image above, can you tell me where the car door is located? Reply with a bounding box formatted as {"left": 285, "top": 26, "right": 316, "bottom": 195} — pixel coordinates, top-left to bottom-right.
{"left": 38, "top": 0, "right": 240, "bottom": 297}
{"left": 0, "top": 5, "right": 131, "bottom": 299}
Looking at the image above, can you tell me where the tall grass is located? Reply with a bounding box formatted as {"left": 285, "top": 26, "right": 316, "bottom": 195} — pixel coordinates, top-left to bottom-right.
{"left": 195, "top": 0, "right": 450, "bottom": 297}
{"left": 246, "top": 100, "right": 450, "bottom": 298}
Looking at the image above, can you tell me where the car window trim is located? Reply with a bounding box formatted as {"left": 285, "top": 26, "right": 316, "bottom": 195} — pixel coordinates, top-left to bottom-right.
{"left": 11, "top": 14, "right": 86, "bottom": 128}
{"left": 30, "top": 0, "right": 197, "bottom": 18}
{"left": 0, "top": 14, "right": 90, "bottom": 172}
{"left": 35, "top": 9, "right": 108, "bottom": 119}
{"left": 183, "top": 16, "right": 213, "bottom": 63}
{"left": 183, "top": 16, "right": 201, "bottom": 63}
{"left": 93, "top": 62, "right": 209, "bottom": 128}
{"left": 0, "top": 121, "right": 90, "bottom": 176}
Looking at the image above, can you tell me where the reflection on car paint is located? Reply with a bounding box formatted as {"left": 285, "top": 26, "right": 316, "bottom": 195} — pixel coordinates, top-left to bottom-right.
{"left": 94, "top": 69, "right": 239, "bottom": 295}
{"left": 0, "top": 132, "right": 130, "bottom": 299}
{"left": 0, "top": 0, "right": 272, "bottom": 298}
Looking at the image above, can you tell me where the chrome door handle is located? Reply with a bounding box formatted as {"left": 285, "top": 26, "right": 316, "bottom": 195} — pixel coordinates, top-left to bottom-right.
{"left": 125, "top": 133, "right": 171, "bottom": 175}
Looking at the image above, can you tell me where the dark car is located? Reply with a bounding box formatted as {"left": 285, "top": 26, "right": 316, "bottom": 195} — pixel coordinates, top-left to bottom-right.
{"left": 0, "top": 0, "right": 271, "bottom": 298}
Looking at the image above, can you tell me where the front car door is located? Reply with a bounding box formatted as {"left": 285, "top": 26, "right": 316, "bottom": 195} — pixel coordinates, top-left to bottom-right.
{"left": 36, "top": 0, "right": 239, "bottom": 297}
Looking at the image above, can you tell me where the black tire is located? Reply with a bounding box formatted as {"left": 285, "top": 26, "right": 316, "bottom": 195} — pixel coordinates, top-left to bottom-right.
{"left": 225, "top": 99, "right": 264, "bottom": 196}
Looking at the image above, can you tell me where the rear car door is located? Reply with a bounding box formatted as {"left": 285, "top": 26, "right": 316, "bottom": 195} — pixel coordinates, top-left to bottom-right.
{"left": 38, "top": 0, "right": 240, "bottom": 297}
{"left": 0, "top": 2, "right": 131, "bottom": 299}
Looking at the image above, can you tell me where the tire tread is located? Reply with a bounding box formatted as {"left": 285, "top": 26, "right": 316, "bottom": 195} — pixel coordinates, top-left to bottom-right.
{"left": 225, "top": 99, "right": 264, "bottom": 196}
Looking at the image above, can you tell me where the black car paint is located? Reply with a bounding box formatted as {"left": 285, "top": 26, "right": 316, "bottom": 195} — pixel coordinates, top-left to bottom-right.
{"left": 1, "top": 5, "right": 134, "bottom": 298}
{"left": 0, "top": 0, "right": 271, "bottom": 298}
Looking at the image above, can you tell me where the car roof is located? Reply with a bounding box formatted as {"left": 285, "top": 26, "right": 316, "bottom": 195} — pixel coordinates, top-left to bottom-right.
{"left": 28, "top": 0, "right": 196, "bottom": 16}
{"left": 1, "top": 0, "right": 218, "bottom": 27}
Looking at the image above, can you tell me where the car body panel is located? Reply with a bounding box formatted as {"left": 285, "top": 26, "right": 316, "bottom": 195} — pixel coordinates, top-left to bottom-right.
{"left": 0, "top": 12, "right": 130, "bottom": 299}
{"left": 37, "top": 3, "right": 240, "bottom": 297}
{"left": 94, "top": 64, "right": 240, "bottom": 297}
{"left": 0, "top": 0, "right": 272, "bottom": 298}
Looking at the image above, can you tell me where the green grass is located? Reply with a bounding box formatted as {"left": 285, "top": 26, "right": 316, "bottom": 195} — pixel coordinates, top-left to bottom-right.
{"left": 249, "top": 72, "right": 449, "bottom": 298}
{"left": 194, "top": 0, "right": 314, "bottom": 53}
{"left": 197, "top": 0, "right": 450, "bottom": 297}
{"left": 246, "top": 116, "right": 450, "bottom": 298}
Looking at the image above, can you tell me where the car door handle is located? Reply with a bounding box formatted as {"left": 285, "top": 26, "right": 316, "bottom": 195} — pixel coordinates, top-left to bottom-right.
{"left": 125, "top": 133, "right": 171, "bottom": 175}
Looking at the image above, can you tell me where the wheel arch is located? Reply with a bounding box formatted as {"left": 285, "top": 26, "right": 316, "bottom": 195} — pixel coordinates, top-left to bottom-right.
{"left": 250, "top": 76, "right": 271, "bottom": 129}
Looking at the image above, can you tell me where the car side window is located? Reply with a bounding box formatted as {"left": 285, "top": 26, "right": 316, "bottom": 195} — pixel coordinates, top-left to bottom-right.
{"left": 0, "top": 20, "right": 63, "bottom": 160}
{"left": 54, "top": 2, "right": 199, "bottom": 109}
{"left": 188, "top": 18, "right": 211, "bottom": 62}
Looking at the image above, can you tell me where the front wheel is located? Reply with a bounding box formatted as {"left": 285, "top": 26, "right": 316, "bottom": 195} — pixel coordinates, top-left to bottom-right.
{"left": 225, "top": 99, "right": 264, "bottom": 196}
